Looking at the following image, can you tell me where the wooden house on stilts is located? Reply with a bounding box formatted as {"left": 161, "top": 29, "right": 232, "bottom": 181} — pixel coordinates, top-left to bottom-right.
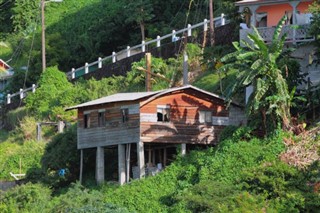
{"left": 67, "top": 85, "right": 246, "bottom": 185}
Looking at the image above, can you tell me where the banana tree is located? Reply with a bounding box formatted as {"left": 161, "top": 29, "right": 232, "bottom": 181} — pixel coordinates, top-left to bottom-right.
{"left": 220, "top": 16, "right": 291, "bottom": 133}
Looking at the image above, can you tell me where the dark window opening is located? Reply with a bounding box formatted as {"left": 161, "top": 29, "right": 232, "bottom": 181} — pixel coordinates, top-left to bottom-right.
{"left": 121, "top": 108, "right": 129, "bottom": 123}
{"left": 98, "top": 111, "right": 106, "bottom": 127}
{"left": 157, "top": 107, "right": 170, "bottom": 122}
{"left": 84, "top": 114, "right": 90, "bottom": 128}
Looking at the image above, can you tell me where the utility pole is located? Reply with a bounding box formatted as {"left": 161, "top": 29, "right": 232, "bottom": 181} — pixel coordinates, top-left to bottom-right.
{"left": 145, "top": 53, "right": 151, "bottom": 92}
{"left": 209, "top": 0, "right": 215, "bottom": 46}
{"left": 41, "top": 0, "right": 63, "bottom": 72}
{"left": 41, "top": 0, "right": 46, "bottom": 72}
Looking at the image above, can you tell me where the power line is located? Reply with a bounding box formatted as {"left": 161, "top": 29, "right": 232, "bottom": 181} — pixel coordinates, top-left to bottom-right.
{"left": 0, "top": 0, "right": 12, "bottom": 9}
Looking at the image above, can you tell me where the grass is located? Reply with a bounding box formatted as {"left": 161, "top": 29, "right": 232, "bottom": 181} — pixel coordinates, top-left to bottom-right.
{"left": 193, "top": 69, "right": 237, "bottom": 96}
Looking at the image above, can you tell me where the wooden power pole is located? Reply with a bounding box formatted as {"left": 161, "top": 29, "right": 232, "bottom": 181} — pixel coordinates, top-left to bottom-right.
{"left": 209, "top": 0, "right": 215, "bottom": 46}
{"left": 145, "top": 53, "right": 152, "bottom": 92}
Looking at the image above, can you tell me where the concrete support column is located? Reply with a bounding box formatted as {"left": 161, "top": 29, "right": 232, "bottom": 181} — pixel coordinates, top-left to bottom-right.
{"left": 181, "top": 143, "right": 186, "bottom": 156}
{"left": 137, "top": 141, "right": 145, "bottom": 179}
{"left": 249, "top": 5, "right": 259, "bottom": 28}
{"left": 163, "top": 147, "right": 167, "bottom": 167}
{"left": 79, "top": 149, "right": 83, "bottom": 184}
{"left": 57, "top": 121, "right": 65, "bottom": 133}
{"left": 290, "top": 1, "right": 299, "bottom": 44}
{"left": 96, "top": 146, "right": 105, "bottom": 184}
{"left": 118, "top": 144, "right": 126, "bottom": 185}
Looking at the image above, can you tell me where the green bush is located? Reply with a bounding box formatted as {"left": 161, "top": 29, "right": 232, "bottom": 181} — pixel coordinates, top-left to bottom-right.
{"left": 0, "top": 183, "right": 52, "bottom": 212}
{"left": 4, "top": 107, "right": 28, "bottom": 131}
{"left": 25, "top": 66, "right": 78, "bottom": 121}
{"left": 39, "top": 125, "right": 79, "bottom": 188}
{"left": 0, "top": 140, "right": 45, "bottom": 180}
{"left": 52, "top": 183, "right": 129, "bottom": 213}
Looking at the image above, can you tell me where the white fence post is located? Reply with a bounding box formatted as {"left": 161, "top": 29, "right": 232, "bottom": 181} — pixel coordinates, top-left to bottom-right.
{"left": 7, "top": 94, "right": 11, "bottom": 104}
{"left": 204, "top": 19, "right": 208, "bottom": 31}
{"left": 19, "top": 89, "right": 23, "bottom": 99}
{"left": 85, "top": 63, "right": 89, "bottom": 74}
{"left": 172, "top": 30, "right": 176, "bottom": 42}
{"left": 72, "top": 68, "right": 75, "bottom": 79}
{"left": 142, "top": 41, "right": 146, "bottom": 52}
{"left": 221, "top": 13, "right": 225, "bottom": 26}
{"left": 32, "top": 84, "right": 36, "bottom": 93}
{"left": 112, "top": 52, "right": 116, "bottom": 63}
{"left": 98, "top": 57, "right": 102, "bottom": 68}
{"left": 156, "top": 36, "right": 161, "bottom": 47}
{"left": 126, "top": 46, "right": 131, "bottom": 57}
{"left": 187, "top": 24, "right": 192, "bottom": 37}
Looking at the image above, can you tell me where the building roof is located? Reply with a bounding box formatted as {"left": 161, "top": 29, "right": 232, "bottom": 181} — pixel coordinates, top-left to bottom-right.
{"left": 235, "top": 0, "right": 312, "bottom": 6}
{"left": 66, "top": 91, "right": 159, "bottom": 110}
{"left": 66, "top": 85, "right": 241, "bottom": 111}
{"left": 0, "top": 59, "right": 12, "bottom": 70}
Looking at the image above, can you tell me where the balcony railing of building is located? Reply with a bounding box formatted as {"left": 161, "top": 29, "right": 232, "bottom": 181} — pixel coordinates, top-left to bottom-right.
{"left": 240, "top": 24, "right": 314, "bottom": 45}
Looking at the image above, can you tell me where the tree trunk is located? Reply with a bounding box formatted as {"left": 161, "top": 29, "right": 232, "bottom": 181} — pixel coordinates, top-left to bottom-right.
{"left": 261, "top": 109, "right": 267, "bottom": 136}
{"left": 140, "top": 21, "right": 145, "bottom": 41}
{"left": 209, "top": 0, "right": 215, "bottom": 46}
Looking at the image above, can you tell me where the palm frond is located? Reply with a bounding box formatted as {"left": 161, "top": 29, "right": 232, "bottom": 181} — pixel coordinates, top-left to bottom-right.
{"left": 237, "top": 51, "right": 257, "bottom": 60}
{"left": 220, "top": 51, "right": 239, "bottom": 63}
{"left": 272, "top": 15, "right": 286, "bottom": 41}
{"left": 247, "top": 33, "right": 268, "bottom": 55}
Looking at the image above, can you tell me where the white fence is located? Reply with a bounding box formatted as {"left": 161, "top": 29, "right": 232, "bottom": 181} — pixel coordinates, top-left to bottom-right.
{"left": 67, "top": 14, "right": 227, "bottom": 79}
{"left": 6, "top": 84, "right": 37, "bottom": 104}
{"left": 6, "top": 14, "right": 228, "bottom": 104}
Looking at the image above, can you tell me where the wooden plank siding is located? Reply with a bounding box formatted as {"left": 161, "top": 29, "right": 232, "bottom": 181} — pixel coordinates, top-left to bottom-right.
{"left": 77, "top": 102, "right": 141, "bottom": 149}
{"left": 140, "top": 89, "right": 229, "bottom": 145}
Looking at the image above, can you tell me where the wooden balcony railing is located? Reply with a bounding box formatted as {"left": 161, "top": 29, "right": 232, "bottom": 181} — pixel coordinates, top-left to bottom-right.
{"left": 240, "top": 24, "right": 314, "bottom": 45}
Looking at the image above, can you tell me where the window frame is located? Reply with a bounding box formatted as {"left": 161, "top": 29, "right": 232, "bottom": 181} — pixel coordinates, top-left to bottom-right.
{"left": 98, "top": 110, "right": 106, "bottom": 127}
{"left": 157, "top": 105, "right": 170, "bottom": 122}
{"left": 84, "top": 113, "right": 90, "bottom": 128}
{"left": 121, "top": 108, "right": 129, "bottom": 123}
{"left": 199, "top": 110, "right": 212, "bottom": 124}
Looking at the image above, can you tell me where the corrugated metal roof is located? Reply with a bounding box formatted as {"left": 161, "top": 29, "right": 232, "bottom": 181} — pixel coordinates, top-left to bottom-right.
{"left": 66, "top": 85, "right": 242, "bottom": 111}
{"left": 66, "top": 91, "right": 161, "bottom": 110}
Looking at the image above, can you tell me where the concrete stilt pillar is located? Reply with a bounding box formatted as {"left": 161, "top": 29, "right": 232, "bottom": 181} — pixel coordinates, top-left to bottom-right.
{"left": 137, "top": 141, "right": 145, "bottom": 179}
{"left": 181, "top": 143, "right": 186, "bottom": 156}
{"left": 118, "top": 144, "right": 126, "bottom": 185}
{"left": 79, "top": 149, "right": 83, "bottom": 184}
{"left": 57, "top": 121, "right": 65, "bottom": 133}
{"left": 96, "top": 146, "right": 105, "bottom": 184}
{"left": 163, "top": 148, "right": 167, "bottom": 167}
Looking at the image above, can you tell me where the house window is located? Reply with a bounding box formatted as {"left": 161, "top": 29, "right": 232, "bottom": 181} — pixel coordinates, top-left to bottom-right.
{"left": 157, "top": 106, "right": 170, "bottom": 122}
{"left": 285, "top": 11, "right": 293, "bottom": 25}
{"left": 121, "top": 108, "right": 129, "bottom": 123}
{"left": 199, "top": 111, "right": 212, "bottom": 123}
{"left": 256, "top": 13, "right": 267, "bottom": 27}
{"left": 84, "top": 114, "right": 90, "bottom": 128}
{"left": 98, "top": 111, "right": 106, "bottom": 127}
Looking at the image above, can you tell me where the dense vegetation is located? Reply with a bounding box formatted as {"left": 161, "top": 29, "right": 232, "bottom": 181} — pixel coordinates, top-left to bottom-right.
{"left": 1, "top": 127, "right": 319, "bottom": 212}
{"left": 0, "top": 0, "right": 320, "bottom": 212}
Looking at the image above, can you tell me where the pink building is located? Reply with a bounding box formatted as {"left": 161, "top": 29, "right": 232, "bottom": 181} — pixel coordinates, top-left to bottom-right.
{"left": 236, "top": 0, "right": 315, "bottom": 44}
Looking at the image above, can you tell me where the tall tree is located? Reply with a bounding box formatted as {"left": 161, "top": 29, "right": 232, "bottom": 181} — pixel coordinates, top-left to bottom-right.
{"left": 124, "top": 0, "right": 154, "bottom": 41}
{"left": 220, "top": 17, "right": 291, "bottom": 133}
{"left": 0, "top": 0, "right": 14, "bottom": 37}
{"left": 209, "top": 0, "right": 215, "bottom": 46}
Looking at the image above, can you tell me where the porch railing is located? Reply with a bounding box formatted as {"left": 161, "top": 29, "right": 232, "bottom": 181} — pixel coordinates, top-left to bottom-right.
{"left": 240, "top": 24, "right": 314, "bottom": 45}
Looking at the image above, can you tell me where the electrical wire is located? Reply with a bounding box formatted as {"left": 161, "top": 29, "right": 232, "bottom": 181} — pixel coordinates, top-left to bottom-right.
{"left": 0, "top": 0, "right": 12, "bottom": 9}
